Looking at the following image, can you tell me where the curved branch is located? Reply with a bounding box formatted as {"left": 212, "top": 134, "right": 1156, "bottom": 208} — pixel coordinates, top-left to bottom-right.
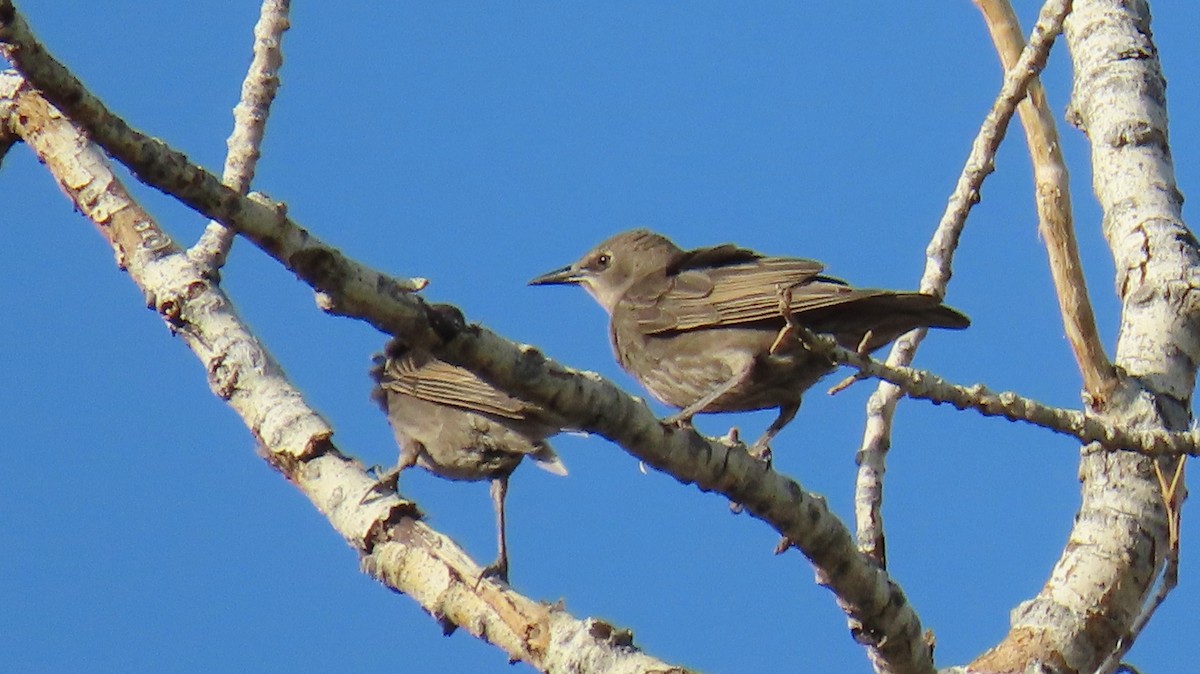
{"left": 0, "top": 71, "right": 690, "bottom": 674}
{"left": 975, "top": 1, "right": 1199, "bottom": 670}
{"left": 0, "top": 12, "right": 943, "bottom": 668}
{"left": 974, "top": 0, "right": 1115, "bottom": 403}
{"left": 853, "top": 0, "right": 1074, "bottom": 575}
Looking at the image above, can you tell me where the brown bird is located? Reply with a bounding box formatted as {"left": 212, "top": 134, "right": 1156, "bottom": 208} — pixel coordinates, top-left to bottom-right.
{"left": 368, "top": 335, "right": 566, "bottom": 582}
{"left": 530, "top": 229, "right": 969, "bottom": 458}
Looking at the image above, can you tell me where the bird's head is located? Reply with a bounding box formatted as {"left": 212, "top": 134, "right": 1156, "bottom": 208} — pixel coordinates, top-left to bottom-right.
{"left": 529, "top": 229, "right": 681, "bottom": 313}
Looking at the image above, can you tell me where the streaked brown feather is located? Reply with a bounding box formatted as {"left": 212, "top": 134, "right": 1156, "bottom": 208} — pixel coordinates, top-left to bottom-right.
{"left": 632, "top": 257, "right": 835, "bottom": 333}
{"left": 378, "top": 352, "right": 530, "bottom": 420}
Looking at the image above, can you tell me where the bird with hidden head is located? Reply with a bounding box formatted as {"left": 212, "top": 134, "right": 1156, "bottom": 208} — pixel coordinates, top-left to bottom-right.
{"left": 530, "top": 229, "right": 969, "bottom": 461}
{"left": 366, "top": 317, "right": 567, "bottom": 584}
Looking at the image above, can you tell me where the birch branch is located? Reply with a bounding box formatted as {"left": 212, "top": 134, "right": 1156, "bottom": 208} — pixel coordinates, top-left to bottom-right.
{"left": 798, "top": 324, "right": 1200, "bottom": 458}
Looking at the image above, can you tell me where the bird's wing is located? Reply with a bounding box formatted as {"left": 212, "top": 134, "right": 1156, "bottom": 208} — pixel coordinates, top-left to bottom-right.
{"left": 631, "top": 256, "right": 851, "bottom": 333}
{"left": 665, "top": 243, "right": 764, "bottom": 274}
{"left": 377, "top": 353, "right": 530, "bottom": 420}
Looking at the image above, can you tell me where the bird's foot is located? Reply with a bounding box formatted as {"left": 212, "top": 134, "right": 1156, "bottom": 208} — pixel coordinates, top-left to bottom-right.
{"left": 773, "top": 536, "right": 793, "bottom": 555}
{"left": 478, "top": 560, "right": 510, "bottom": 586}
{"left": 747, "top": 440, "right": 773, "bottom": 465}
{"left": 359, "top": 466, "right": 400, "bottom": 506}
{"left": 771, "top": 284, "right": 812, "bottom": 354}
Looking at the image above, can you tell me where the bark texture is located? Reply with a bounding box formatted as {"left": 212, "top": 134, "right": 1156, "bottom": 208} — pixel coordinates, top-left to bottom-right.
{"left": 971, "top": 1, "right": 1197, "bottom": 671}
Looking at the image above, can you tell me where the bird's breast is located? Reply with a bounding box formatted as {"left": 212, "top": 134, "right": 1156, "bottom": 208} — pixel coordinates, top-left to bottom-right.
{"left": 612, "top": 322, "right": 826, "bottom": 412}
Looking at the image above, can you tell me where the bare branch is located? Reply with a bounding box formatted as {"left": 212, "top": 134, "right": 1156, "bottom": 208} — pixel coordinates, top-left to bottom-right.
{"left": 0, "top": 9, "right": 942, "bottom": 666}
{"left": 0, "top": 6, "right": 431, "bottom": 341}
{"left": 0, "top": 71, "right": 691, "bottom": 674}
{"left": 798, "top": 323, "right": 1200, "bottom": 458}
{"left": 974, "top": 0, "right": 1198, "bottom": 669}
{"left": 189, "top": 0, "right": 291, "bottom": 271}
{"left": 974, "top": 0, "right": 1115, "bottom": 404}
{"left": 853, "top": 0, "right": 1074, "bottom": 574}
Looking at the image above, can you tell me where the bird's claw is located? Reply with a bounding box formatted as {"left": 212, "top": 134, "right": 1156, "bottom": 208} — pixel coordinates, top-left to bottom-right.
{"left": 359, "top": 466, "right": 400, "bottom": 506}
{"left": 747, "top": 441, "right": 773, "bottom": 465}
{"left": 477, "top": 561, "right": 509, "bottom": 587}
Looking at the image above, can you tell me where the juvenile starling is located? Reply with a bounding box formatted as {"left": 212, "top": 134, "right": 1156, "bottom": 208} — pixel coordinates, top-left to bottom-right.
{"left": 369, "top": 336, "right": 566, "bottom": 582}
{"left": 530, "top": 229, "right": 969, "bottom": 457}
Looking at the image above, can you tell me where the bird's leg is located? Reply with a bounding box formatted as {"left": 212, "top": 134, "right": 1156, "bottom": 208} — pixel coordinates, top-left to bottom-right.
{"left": 480, "top": 475, "right": 511, "bottom": 583}
{"left": 749, "top": 402, "right": 799, "bottom": 462}
{"left": 662, "top": 359, "right": 755, "bottom": 427}
{"left": 359, "top": 443, "right": 420, "bottom": 505}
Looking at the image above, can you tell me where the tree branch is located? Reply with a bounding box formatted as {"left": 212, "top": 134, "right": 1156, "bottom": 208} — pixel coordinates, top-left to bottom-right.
{"left": 0, "top": 6, "right": 943, "bottom": 667}
{"left": 853, "top": 0, "right": 1073, "bottom": 579}
{"left": 974, "top": 0, "right": 1199, "bottom": 670}
{"left": 974, "top": 0, "right": 1115, "bottom": 404}
{"left": 799, "top": 324, "right": 1200, "bottom": 458}
{"left": 0, "top": 71, "right": 691, "bottom": 674}
{"left": 189, "top": 0, "right": 291, "bottom": 271}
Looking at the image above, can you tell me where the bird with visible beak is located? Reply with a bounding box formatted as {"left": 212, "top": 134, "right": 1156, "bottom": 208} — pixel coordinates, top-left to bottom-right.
{"left": 530, "top": 229, "right": 969, "bottom": 459}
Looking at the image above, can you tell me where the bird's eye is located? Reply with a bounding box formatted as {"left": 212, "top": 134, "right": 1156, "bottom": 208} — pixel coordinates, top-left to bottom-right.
{"left": 595, "top": 253, "right": 612, "bottom": 270}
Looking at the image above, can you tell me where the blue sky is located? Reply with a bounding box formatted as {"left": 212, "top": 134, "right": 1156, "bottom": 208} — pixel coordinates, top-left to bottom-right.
{"left": 3, "top": 2, "right": 1199, "bottom": 672}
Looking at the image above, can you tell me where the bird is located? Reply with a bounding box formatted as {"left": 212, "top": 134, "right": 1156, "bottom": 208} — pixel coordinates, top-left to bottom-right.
{"left": 367, "top": 331, "right": 567, "bottom": 583}
{"left": 529, "top": 229, "right": 969, "bottom": 459}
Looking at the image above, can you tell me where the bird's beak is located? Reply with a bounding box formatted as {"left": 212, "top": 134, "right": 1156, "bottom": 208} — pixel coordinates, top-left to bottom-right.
{"left": 528, "top": 265, "right": 582, "bottom": 286}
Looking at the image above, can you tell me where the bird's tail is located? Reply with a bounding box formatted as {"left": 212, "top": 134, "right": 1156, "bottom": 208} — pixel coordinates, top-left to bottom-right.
{"left": 807, "top": 291, "right": 970, "bottom": 353}
{"left": 890, "top": 293, "right": 970, "bottom": 330}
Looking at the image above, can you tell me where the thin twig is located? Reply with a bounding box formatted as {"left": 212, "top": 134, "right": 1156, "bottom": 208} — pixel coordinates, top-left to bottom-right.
{"left": 189, "top": 0, "right": 291, "bottom": 271}
{"left": 973, "top": 0, "right": 1113, "bottom": 402}
{"left": 798, "top": 323, "right": 1200, "bottom": 458}
{"left": 0, "top": 6, "right": 432, "bottom": 331}
{"left": 853, "top": 0, "right": 1075, "bottom": 571}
